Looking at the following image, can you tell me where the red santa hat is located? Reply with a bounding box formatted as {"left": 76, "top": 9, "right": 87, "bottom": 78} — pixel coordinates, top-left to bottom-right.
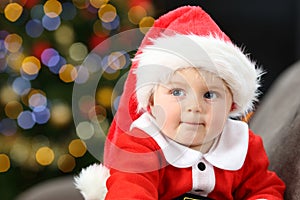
{"left": 104, "top": 5, "right": 262, "bottom": 168}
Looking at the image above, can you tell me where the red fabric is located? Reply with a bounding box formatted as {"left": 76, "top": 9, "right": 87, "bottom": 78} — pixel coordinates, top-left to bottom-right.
{"left": 105, "top": 129, "right": 285, "bottom": 199}
{"left": 104, "top": 5, "right": 230, "bottom": 167}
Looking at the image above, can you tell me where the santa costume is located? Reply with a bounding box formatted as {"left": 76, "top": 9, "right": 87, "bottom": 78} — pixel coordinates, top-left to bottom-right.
{"left": 75, "top": 5, "right": 285, "bottom": 200}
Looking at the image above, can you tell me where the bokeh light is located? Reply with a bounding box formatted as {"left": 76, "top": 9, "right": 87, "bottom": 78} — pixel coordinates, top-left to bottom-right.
{"left": 42, "top": 14, "right": 61, "bottom": 31}
{"left": 4, "top": 3, "right": 23, "bottom": 22}
{"left": 43, "top": 0, "right": 62, "bottom": 18}
{"left": 12, "top": 77, "right": 31, "bottom": 96}
{"left": 68, "top": 139, "right": 86, "bottom": 157}
{"left": 128, "top": 6, "right": 147, "bottom": 25}
{"left": 21, "top": 56, "right": 41, "bottom": 75}
{"left": 50, "top": 102, "right": 72, "bottom": 127}
{"left": 0, "top": 85, "right": 19, "bottom": 105}
{"left": 4, "top": 33, "right": 23, "bottom": 53}
{"left": 17, "top": 110, "right": 35, "bottom": 129}
{"left": 25, "top": 19, "right": 44, "bottom": 38}
{"left": 139, "top": 16, "right": 155, "bottom": 34}
{"left": 96, "top": 86, "right": 114, "bottom": 108}
{"left": 57, "top": 154, "right": 75, "bottom": 173}
{"left": 30, "top": 4, "right": 44, "bottom": 19}
{"left": 98, "top": 4, "right": 117, "bottom": 23}
{"left": 10, "top": 140, "right": 30, "bottom": 165}
{"left": 35, "top": 146, "right": 55, "bottom": 166}
{"left": 90, "top": 0, "right": 108, "bottom": 8}
{"left": 54, "top": 25, "right": 74, "bottom": 46}
{"left": 76, "top": 121, "right": 94, "bottom": 140}
{"left": 33, "top": 108, "right": 50, "bottom": 124}
{"left": 28, "top": 92, "right": 47, "bottom": 111}
{"left": 41, "top": 48, "right": 60, "bottom": 67}
{"left": 0, "top": 154, "right": 10, "bottom": 173}
{"left": 59, "top": 64, "right": 78, "bottom": 83}
{"left": 69, "top": 42, "right": 88, "bottom": 62}
{"left": 7, "top": 52, "right": 24, "bottom": 72}
{"left": 4, "top": 101, "right": 23, "bottom": 119}
{"left": 102, "top": 15, "right": 120, "bottom": 30}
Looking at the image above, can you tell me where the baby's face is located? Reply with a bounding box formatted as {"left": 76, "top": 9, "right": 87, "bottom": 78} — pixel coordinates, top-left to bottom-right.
{"left": 150, "top": 68, "right": 233, "bottom": 152}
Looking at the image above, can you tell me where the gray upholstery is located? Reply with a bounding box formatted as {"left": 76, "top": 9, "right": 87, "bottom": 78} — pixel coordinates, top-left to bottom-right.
{"left": 16, "top": 176, "right": 83, "bottom": 200}
{"left": 250, "top": 60, "right": 300, "bottom": 200}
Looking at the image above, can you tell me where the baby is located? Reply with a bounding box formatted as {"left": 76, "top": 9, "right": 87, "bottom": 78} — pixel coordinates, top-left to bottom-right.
{"left": 76, "top": 5, "right": 285, "bottom": 200}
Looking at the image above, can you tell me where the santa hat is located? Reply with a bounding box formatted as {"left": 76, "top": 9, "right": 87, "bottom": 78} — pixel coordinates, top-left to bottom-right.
{"left": 75, "top": 5, "right": 262, "bottom": 199}
{"left": 104, "top": 5, "right": 262, "bottom": 167}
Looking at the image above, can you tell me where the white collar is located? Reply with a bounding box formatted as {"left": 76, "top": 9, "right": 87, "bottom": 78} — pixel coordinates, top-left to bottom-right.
{"left": 130, "top": 113, "right": 249, "bottom": 171}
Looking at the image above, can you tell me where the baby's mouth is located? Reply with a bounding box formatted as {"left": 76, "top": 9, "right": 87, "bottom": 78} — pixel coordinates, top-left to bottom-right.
{"left": 180, "top": 121, "right": 205, "bottom": 126}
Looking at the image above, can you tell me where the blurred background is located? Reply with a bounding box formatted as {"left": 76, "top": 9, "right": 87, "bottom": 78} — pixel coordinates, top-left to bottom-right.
{"left": 0, "top": 0, "right": 299, "bottom": 199}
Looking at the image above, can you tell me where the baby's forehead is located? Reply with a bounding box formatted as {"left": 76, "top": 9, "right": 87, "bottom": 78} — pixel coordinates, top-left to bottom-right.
{"left": 164, "top": 67, "right": 225, "bottom": 85}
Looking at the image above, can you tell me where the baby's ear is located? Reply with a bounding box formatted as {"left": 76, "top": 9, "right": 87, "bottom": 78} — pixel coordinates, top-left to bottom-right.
{"left": 149, "top": 94, "right": 154, "bottom": 106}
{"left": 230, "top": 103, "right": 237, "bottom": 112}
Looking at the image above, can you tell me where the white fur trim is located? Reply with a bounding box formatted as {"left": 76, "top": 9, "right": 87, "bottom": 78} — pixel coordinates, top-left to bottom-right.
{"left": 134, "top": 34, "right": 263, "bottom": 117}
{"left": 74, "top": 163, "right": 109, "bottom": 200}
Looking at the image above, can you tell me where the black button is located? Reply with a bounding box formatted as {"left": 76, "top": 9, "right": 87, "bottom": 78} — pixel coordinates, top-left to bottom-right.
{"left": 197, "top": 162, "right": 206, "bottom": 171}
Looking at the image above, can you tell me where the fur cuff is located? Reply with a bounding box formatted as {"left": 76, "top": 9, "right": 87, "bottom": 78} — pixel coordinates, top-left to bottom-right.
{"left": 74, "top": 163, "right": 109, "bottom": 200}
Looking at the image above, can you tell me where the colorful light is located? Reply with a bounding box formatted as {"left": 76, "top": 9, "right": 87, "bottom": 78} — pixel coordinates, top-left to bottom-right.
{"left": 98, "top": 4, "right": 117, "bottom": 23}
{"left": 35, "top": 146, "right": 55, "bottom": 166}
{"left": 30, "top": 4, "right": 44, "bottom": 19}
{"left": 25, "top": 19, "right": 44, "bottom": 38}
{"left": 54, "top": 25, "right": 74, "bottom": 46}
{"left": 4, "top": 3, "right": 23, "bottom": 22}
{"left": 17, "top": 110, "right": 35, "bottom": 129}
{"left": 41, "top": 48, "right": 60, "bottom": 67}
{"left": 4, "top": 101, "right": 23, "bottom": 119}
{"left": 59, "top": 64, "right": 78, "bottom": 83}
{"left": 21, "top": 56, "right": 41, "bottom": 75}
{"left": 68, "top": 139, "right": 86, "bottom": 157}
{"left": 57, "top": 154, "right": 75, "bottom": 173}
{"left": 69, "top": 42, "right": 88, "bottom": 62}
{"left": 33, "top": 108, "right": 50, "bottom": 124}
{"left": 50, "top": 102, "right": 72, "bottom": 127}
{"left": 139, "top": 16, "right": 155, "bottom": 34}
{"left": 90, "top": 0, "right": 108, "bottom": 8}
{"left": 7, "top": 52, "right": 24, "bottom": 72}
{"left": 76, "top": 121, "right": 94, "bottom": 140}
{"left": 96, "top": 86, "right": 114, "bottom": 108}
{"left": 43, "top": 0, "right": 62, "bottom": 18}
{"left": 0, "top": 154, "right": 10, "bottom": 173}
{"left": 128, "top": 6, "right": 147, "bottom": 25}
{"left": 0, "top": 86, "right": 19, "bottom": 105}
{"left": 28, "top": 92, "right": 47, "bottom": 111}
{"left": 4, "top": 33, "right": 23, "bottom": 53}
{"left": 12, "top": 77, "right": 31, "bottom": 95}
{"left": 42, "top": 15, "right": 61, "bottom": 31}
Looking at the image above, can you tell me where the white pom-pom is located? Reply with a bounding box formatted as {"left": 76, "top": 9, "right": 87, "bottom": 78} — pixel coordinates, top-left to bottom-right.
{"left": 74, "top": 163, "right": 110, "bottom": 200}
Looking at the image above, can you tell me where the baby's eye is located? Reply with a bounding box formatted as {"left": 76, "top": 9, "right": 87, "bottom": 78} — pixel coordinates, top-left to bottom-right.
{"left": 204, "top": 91, "right": 217, "bottom": 99}
{"left": 170, "top": 89, "right": 185, "bottom": 96}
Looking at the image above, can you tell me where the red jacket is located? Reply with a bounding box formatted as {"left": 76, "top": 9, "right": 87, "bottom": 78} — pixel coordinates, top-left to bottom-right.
{"left": 105, "top": 114, "right": 285, "bottom": 199}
